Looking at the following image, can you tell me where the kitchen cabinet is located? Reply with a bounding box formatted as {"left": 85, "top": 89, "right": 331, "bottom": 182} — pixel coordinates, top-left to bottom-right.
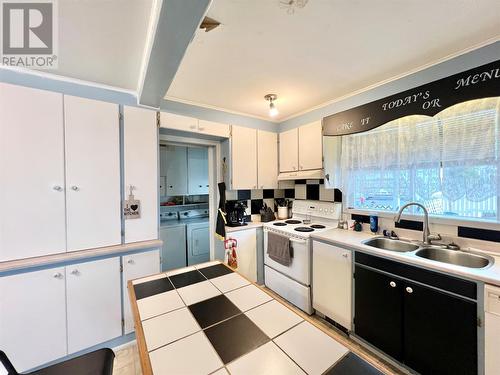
{"left": 227, "top": 228, "right": 257, "bottom": 282}
{"left": 160, "top": 112, "right": 230, "bottom": 138}
{"left": 122, "top": 250, "right": 161, "bottom": 334}
{"left": 257, "top": 130, "right": 278, "bottom": 189}
{"left": 64, "top": 95, "right": 121, "bottom": 251}
{"left": 165, "top": 145, "right": 188, "bottom": 195}
{"left": 66, "top": 257, "right": 122, "bottom": 353}
{"left": 187, "top": 222, "right": 210, "bottom": 265}
{"left": 0, "top": 267, "right": 67, "bottom": 372}
{"left": 485, "top": 284, "right": 500, "bottom": 375}
{"left": 160, "top": 225, "right": 187, "bottom": 271}
{"left": 198, "top": 119, "right": 230, "bottom": 138}
{"left": 123, "top": 106, "right": 158, "bottom": 243}
{"left": 187, "top": 147, "right": 209, "bottom": 195}
{"left": 0, "top": 83, "right": 66, "bottom": 261}
{"left": 312, "top": 241, "right": 352, "bottom": 330}
{"left": 354, "top": 253, "right": 477, "bottom": 375}
{"left": 279, "top": 121, "right": 323, "bottom": 173}
{"left": 230, "top": 125, "right": 258, "bottom": 189}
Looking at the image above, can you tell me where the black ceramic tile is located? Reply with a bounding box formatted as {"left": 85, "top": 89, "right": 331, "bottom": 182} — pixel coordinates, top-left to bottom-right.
{"left": 263, "top": 189, "right": 274, "bottom": 199}
{"left": 395, "top": 219, "right": 423, "bottom": 231}
{"left": 251, "top": 199, "right": 263, "bottom": 214}
{"left": 458, "top": 226, "right": 500, "bottom": 243}
{"left": 168, "top": 270, "right": 206, "bottom": 289}
{"left": 324, "top": 353, "right": 383, "bottom": 375}
{"left": 189, "top": 295, "right": 241, "bottom": 329}
{"left": 237, "top": 190, "right": 251, "bottom": 200}
{"left": 295, "top": 179, "right": 307, "bottom": 184}
{"left": 306, "top": 184, "right": 320, "bottom": 200}
{"left": 198, "top": 263, "right": 233, "bottom": 279}
{"left": 204, "top": 314, "right": 269, "bottom": 364}
{"left": 334, "top": 189, "right": 343, "bottom": 202}
{"left": 285, "top": 189, "right": 295, "bottom": 198}
{"left": 134, "top": 277, "right": 174, "bottom": 300}
{"left": 351, "top": 214, "right": 370, "bottom": 224}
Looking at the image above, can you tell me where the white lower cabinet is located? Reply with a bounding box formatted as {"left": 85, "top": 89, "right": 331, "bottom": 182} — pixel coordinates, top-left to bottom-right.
{"left": 0, "top": 268, "right": 67, "bottom": 372}
{"left": 66, "top": 257, "right": 122, "bottom": 353}
{"left": 312, "top": 241, "right": 352, "bottom": 330}
{"left": 122, "top": 250, "right": 161, "bottom": 334}
{"left": 227, "top": 229, "right": 257, "bottom": 282}
{"left": 485, "top": 284, "right": 500, "bottom": 375}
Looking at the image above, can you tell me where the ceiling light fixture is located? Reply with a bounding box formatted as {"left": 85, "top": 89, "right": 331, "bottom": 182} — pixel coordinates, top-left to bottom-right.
{"left": 279, "top": 0, "right": 309, "bottom": 15}
{"left": 265, "top": 94, "right": 279, "bottom": 117}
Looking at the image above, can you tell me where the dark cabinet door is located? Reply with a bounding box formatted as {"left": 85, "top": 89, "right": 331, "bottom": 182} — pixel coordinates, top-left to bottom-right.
{"left": 354, "top": 265, "right": 403, "bottom": 361}
{"left": 403, "top": 281, "right": 477, "bottom": 375}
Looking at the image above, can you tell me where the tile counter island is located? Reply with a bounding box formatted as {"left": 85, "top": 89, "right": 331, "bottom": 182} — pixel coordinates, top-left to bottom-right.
{"left": 128, "top": 261, "right": 383, "bottom": 375}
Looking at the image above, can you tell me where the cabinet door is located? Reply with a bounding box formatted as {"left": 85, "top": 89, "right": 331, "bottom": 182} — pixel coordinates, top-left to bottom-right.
{"left": 187, "top": 147, "right": 209, "bottom": 195}
{"left": 0, "top": 83, "right": 66, "bottom": 261}
{"left": 298, "top": 120, "right": 322, "bottom": 170}
{"left": 231, "top": 126, "right": 257, "bottom": 189}
{"left": 124, "top": 106, "right": 158, "bottom": 243}
{"left": 403, "top": 281, "right": 477, "bottom": 375}
{"left": 228, "top": 229, "right": 257, "bottom": 282}
{"left": 122, "top": 250, "right": 160, "bottom": 334}
{"left": 312, "top": 242, "right": 352, "bottom": 329}
{"left": 354, "top": 265, "right": 403, "bottom": 361}
{"left": 64, "top": 96, "right": 121, "bottom": 251}
{"left": 165, "top": 145, "right": 188, "bottom": 195}
{"left": 0, "top": 268, "right": 67, "bottom": 372}
{"left": 257, "top": 130, "right": 278, "bottom": 189}
{"left": 198, "top": 119, "right": 230, "bottom": 138}
{"left": 66, "top": 257, "right": 122, "bottom": 353}
{"left": 160, "top": 112, "right": 198, "bottom": 132}
{"left": 279, "top": 128, "right": 298, "bottom": 172}
{"left": 160, "top": 225, "right": 187, "bottom": 271}
{"left": 486, "top": 311, "right": 500, "bottom": 375}
{"left": 187, "top": 224, "right": 210, "bottom": 266}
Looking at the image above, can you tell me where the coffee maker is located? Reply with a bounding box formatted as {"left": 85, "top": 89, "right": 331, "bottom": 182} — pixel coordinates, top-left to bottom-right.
{"left": 225, "top": 201, "right": 248, "bottom": 227}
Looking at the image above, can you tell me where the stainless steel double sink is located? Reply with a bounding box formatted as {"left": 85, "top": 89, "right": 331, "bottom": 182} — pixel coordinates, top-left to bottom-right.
{"left": 362, "top": 237, "right": 493, "bottom": 269}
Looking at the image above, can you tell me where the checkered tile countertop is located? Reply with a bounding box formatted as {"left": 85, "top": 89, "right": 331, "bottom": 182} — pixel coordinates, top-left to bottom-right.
{"left": 129, "top": 261, "right": 383, "bottom": 375}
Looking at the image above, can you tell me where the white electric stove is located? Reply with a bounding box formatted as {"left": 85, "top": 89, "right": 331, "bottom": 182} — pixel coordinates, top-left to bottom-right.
{"left": 263, "top": 200, "right": 342, "bottom": 314}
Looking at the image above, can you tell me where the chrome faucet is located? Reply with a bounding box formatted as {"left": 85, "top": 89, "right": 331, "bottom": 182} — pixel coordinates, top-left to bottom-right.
{"left": 394, "top": 202, "right": 441, "bottom": 245}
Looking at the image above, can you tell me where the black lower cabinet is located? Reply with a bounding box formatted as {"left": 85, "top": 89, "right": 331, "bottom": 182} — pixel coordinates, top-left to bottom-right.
{"left": 354, "top": 257, "right": 477, "bottom": 375}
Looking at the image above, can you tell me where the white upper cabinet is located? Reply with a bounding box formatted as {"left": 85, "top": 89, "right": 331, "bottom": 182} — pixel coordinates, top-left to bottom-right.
{"left": 160, "top": 112, "right": 198, "bottom": 132}
{"left": 198, "top": 119, "right": 230, "bottom": 138}
{"left": 257, "top": 130, "right": 278, "bottom": 189}
{"left": 0, "top": 83, "right": 66, "bottom": 261}
{"left": 165, "top": 145, "right": 188, "bottom": 195}
{"left": 279, "top": 128, "right": 299, "bottom": 172}
{"left": 298, "top": 120, "right": 323, "bottom": 170}
{"left": 187, "top": 147, "right": 209, "bottom": 195}
{"left": 64, "top": 96, "right": 121, "bottom": 251}
{"left": 123, "top": 106, "right": 158, "bottom": 243}
{"left": 231, "top": 125, "right": 258, "bottom": 189}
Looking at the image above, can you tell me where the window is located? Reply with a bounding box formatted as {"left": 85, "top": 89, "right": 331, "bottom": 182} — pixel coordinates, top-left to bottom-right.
{"left": 341, "top": 98, "right": 500, "bottom": 222}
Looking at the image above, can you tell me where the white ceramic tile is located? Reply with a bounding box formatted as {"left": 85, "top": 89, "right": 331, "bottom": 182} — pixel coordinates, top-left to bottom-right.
{"left": 132, "top": 273, "right": 167, "bottom": 285}
{"left": 244, "top": 200, "right": 252, "bottom": 216}
{"left": 225, "top": 284, "right": 273, "bottom": 312}
{"left": 306, "top": 179, "right": 320, "bottom": 184}
{"left": 227, "top": 341, "right": 305, "bottom": 375}
{"left": 274, "top": 189, "right": 285, "bottom": 198}
{"left": 210, "top": 272, "right": 250, "bottom": 293}
{"left": 319, "top": 185, "right": 335, "bottom": 202}
{"left": 177, "top": 280, "right": 221, "bottom": 305}
{"left": 294, "top": 185, "right": 306, "bottom": 200}
{"left": 245, "top": 300, "right": 303, "bottom": 338}
{"left": 195, "top": 260, "right": 222, "bottom": 270}
{"left": 251, "top": 189, "right": 263, "bottom": 199}
{"left": 274, "top": 321, "right": 348, "bottom": 375}
{"left": 278, "top": 180, "right": 295, "bottom": 189}
{"left": 149, "top": 332, "right": 222, "bottom": 375}
{"left": 210, "top": 368, "right": 229, "bottom": 375}
{"left": 166, "top": 266, "right": 196, "bottom": 277}
{"left": 226, "top": 190, "right": 238, "bottom": 201}
{"left": 143, "top": 307, "right": 200, "bottom": 351}
{"left": 263, "top": 198, "right": 275, "bottom": 211}
{"left": 137, "top": 290, "right": 185, "bottom": 320}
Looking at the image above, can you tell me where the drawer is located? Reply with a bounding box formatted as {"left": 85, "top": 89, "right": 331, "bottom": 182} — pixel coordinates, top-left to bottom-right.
{"left": 485, "top": 284, "right": 500, "bottom": 316}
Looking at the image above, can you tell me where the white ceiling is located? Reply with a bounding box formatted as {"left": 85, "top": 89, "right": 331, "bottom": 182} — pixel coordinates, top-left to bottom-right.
{"left": 166, "top": 0, "right": 500, "bottom": 121}
{"left": 45, "top": 0, "right": 153, "bottom": 90}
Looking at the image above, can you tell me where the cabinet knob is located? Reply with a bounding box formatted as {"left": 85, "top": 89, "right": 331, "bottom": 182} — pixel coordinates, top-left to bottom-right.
{"left": 199, "top": 185, "right": 202, "bottom": 187}
{"left": 406, "top": 286, "right": 413, "bottom": 294}
{"left": 199, "top": 127, "right": 205, "bottom": 131}
{"left": 300, "top": 166, "right": 303, "bottom": 170}
{"left": 71, "top": 186, "right": 79, "bottom": 191}
{"left": 342, "top": 253, "right": 349, "bottom": 258}
{"left": 292, "top": 166, "right": 296, "bottom": 170}
{"left": 70, "top": 269, "right": 80, "bottom": 276}
{"left": 206, "top": 185, "right": 209, "bottom": 187}
{"left": 389, "top": 281, "right": 397, "bottom": 288}
{"left": 127, "top": 259, "right": 134, "bottom": 264}
{"left": 53, "top": 185, "right": 63, "bottom": 192}
{"left": 53, "top": 272, "right": 63, "bottom": 279}
{"left": 169, "top": 185, "right": 173, "bottom": 188}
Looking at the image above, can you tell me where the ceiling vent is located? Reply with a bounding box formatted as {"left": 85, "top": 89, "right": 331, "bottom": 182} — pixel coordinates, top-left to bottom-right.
{"left": 200, "top": 17, "right": 221, "bottom": 32}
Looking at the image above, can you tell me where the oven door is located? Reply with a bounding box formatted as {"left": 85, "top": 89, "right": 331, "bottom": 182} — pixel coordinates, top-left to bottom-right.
{"left": 264, "top": 229, "right": 310, "bottom": 285}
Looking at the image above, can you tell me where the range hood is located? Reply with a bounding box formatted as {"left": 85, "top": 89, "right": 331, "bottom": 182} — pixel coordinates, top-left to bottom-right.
{"left": 277, "top": 169, "right": 324, "bottom": 181}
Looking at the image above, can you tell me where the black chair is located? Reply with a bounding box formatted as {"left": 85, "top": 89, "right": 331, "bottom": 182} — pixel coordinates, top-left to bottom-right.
{"left": 0, "top": 348, "right": 115, "bottom": 375}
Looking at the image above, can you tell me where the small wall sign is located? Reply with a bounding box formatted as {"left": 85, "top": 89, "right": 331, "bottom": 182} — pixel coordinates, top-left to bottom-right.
{"left": 124, "top": 186, "right": 141, "bottom": 220}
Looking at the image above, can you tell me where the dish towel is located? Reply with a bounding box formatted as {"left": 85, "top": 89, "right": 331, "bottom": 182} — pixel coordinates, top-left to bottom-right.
{"left": 267, "top": 232, "right": 293, "bottom": 266}
{"left": 215, "top": 182, "right": 227, "bottom": 241}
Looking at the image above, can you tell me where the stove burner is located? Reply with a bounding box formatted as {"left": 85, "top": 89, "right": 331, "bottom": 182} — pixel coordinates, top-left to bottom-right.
{"left": 273, "top": 222, "right": 287, "bottom": 226}
{"left": 310, "top": 224, "right": 326, "bottom": 229}
{"left": 285, "top": 220, "right": 302, "bottom": 224}
{"left": 294, "top": 227, "right": 314, "bottom": 232}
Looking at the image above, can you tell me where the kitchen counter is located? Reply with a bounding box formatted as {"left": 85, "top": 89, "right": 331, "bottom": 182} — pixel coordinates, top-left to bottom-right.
{"left": 225, "top": 221, "right": 266, "bottom": 233}
{"left": 128, "top": 261, "right": 383, "bottom": 375}
{"left": 311, "top": 229, "right": 500, "bottom": 287}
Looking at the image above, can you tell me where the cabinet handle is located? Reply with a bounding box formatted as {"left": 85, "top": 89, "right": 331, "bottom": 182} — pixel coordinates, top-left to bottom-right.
{"left": 53, "top": 272, "right": 63, "bottom": 279}
{"left": 127, "top": 259, "right": 134, "bottom": 264}
{"left": 169, "top": 185, "right": 173, "bottom": 188}
{"left": 206, "top": 185, "right": 209, "bottom": 187}
{"left": 342, "top": 253, "right": 349, "bottom": 258}
{"left": 70, "top": 269, "right": 80, "bottom": 276}
{"left": 71, "top": 186, "right": 79, "bottom": 191}
{"left": 199, "top": 185, "right": 202, "bottom": 187}
{"left": 53, "top": 185, "right": 63, "bottom": 192}
{"left": 292, "top": 166, "right": 296, "bottom": 170}
{"left": 199, "top": 127, "right": 205, "bottom": 131}
{"left": 406, "top": 286, "right": 413, "bottom": 294}
{"left": 389, "top": 281, "right": 397, "bottom": 288}
{"left": 300, "top": 165, "right": 303, "bottom": 170}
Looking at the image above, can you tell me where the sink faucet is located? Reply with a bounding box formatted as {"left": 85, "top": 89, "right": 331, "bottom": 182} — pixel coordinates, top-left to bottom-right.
{"left": 394, "top": 202, "right": 441, "bottom": 245}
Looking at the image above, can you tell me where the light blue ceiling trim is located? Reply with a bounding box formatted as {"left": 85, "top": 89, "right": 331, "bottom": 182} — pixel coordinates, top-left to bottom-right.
{"left": 278, "top": 41, "right": 500, "bottom": 131}
{"left": 138, "top": 0, "right": 211, "bottom": 107}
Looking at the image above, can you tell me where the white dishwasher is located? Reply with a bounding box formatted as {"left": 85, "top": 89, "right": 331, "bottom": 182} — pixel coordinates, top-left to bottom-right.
{"left": 485, "top": 284, "right": 500, "bottom": 375}
{"left": 312, "top": 240, "right": 352, "bottom": 330}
